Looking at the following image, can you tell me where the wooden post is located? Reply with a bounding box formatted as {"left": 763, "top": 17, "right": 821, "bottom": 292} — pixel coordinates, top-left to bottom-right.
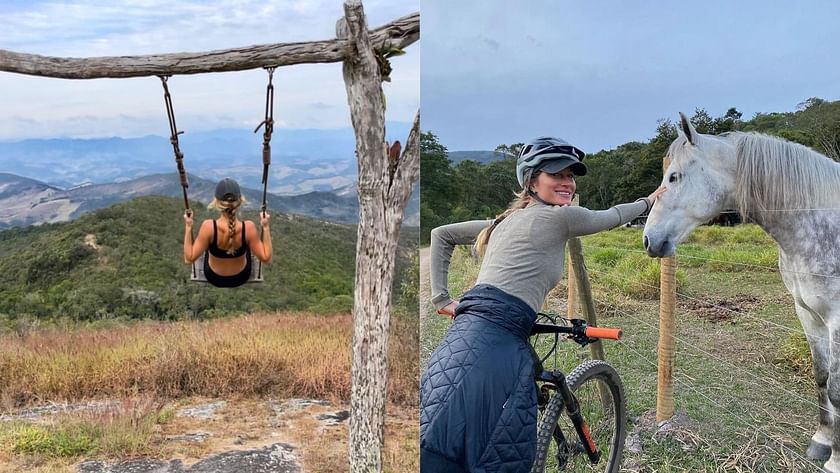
{"left": 567, "top": 195, "right": 578, "bottom": 319}
{"left": 339, "top": 2, "right": 420, "bottom": 471}
{"left": 567, "top": 232, "right": 611, "bottom": 408}
{"left": 567, "top": 259, "right": 577, "bottom": 318}
{"left": 657, "top": 157, "right": 677, "bottom": 422}
{"left": 567, "top": 238, "right": 605, "bottom": 362}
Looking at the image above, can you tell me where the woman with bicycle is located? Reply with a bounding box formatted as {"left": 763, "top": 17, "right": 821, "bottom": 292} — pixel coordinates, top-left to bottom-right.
{"left": 420, "top": 136, "right": 666, "bottom": 472}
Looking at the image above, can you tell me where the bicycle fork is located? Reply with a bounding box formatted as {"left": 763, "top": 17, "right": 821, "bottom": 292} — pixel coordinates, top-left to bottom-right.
{"left": 539, "top": 370, "right": 601, "bottom": 464}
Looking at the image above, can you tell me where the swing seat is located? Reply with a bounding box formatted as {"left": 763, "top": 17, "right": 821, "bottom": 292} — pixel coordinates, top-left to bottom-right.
{"left": 191, "top": 253, "right": 264, "bottom": 284}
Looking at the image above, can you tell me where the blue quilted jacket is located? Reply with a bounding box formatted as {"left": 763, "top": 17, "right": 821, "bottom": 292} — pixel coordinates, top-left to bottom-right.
{"left": 420, "top": 284, "right": 538, "bottom": 472}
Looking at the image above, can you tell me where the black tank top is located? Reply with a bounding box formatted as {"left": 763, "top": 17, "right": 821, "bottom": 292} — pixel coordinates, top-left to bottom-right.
{"left": 208, "top": 219, "right": 248, "bottom": 258}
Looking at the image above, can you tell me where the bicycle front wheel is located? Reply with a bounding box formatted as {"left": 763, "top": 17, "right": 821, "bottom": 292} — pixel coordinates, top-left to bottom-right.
{"left": 531, "top": 359, "right": 627, "bottom": 472}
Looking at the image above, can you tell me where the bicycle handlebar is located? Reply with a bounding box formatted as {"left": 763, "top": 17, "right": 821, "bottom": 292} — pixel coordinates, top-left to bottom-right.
{"left": 531, "top": 319, "right": 623, "bottom": 344}
{"left": 584, "top": 326, "right": 622, "bottom": 340}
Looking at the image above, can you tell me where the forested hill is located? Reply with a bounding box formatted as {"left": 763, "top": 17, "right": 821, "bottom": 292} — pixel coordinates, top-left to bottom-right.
{"left": 420, "top": 98, "right": 840, "bottom": 242}
{"left": 0, "top": 196, "right": 417, "bottom": 321}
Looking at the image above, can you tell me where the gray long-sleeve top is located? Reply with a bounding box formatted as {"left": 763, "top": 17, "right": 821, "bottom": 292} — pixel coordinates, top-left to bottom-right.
{"left": 430, "top": 199, "right": 649, "bottom": 313}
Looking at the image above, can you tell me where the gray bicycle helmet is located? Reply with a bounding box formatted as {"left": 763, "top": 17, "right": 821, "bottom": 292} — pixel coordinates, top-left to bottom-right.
{"left": 516, "top": 136, "right": 587, "bottom": 188}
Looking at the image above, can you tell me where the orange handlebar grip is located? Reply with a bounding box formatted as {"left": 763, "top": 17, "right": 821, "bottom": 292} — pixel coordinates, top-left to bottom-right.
{"left": 585, "top": 326, "right": 622, "bottom": 340}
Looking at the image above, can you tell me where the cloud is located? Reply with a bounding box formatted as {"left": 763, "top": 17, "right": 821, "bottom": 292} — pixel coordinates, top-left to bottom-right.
{"left": 309, "top": 102, "right": 335, "bottom": 110}
{"left": 0, "top": 0, "right": 419, "bottom": 139}
{"left": 481, "top": 37, "right": 500, "bottom": 51}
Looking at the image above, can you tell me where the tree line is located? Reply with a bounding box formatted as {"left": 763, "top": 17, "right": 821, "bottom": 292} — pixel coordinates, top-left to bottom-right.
{"left": 421, "top": 98, "right": 840, "bottom": 243}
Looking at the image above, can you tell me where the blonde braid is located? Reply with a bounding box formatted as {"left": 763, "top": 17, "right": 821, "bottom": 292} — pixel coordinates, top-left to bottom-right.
{"left": 224, "top": 206, "right": 237, "bottom": 255}
{"left": 207, "top": 196, "right": 248, "bottom": 254}
{"left": 474, "top": 169, "right": 539, "bottom": 256}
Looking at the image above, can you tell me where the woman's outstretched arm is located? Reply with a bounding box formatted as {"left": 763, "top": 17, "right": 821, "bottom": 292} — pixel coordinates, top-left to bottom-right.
{"left": 563, "top": 186, "right": 667, "bottom": 237}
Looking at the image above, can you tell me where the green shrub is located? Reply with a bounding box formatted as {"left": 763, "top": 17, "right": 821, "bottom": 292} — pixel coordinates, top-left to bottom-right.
{"left": 11, "top": 423, "right": 97, "bottom": 457}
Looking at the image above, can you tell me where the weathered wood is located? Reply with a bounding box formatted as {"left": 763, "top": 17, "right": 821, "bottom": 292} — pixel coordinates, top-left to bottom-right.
{"left": 657, "top": 255, "right": 677, "bottom": 421}
{"left": 566, "top": 195, "right": 579, "bottom": 319}
{"left": 567, "top": 237, "right": 605, "bottom": 362}
{"left": 566, "top": 258, "right": 577, "bottom": 318}
{"left": 657, "top": 156, "right": 677, "bottom": 422}
{"left": 568, "top": 237, "right": 612, "bottom": 410}
{"left": 0, "top": 12, "right": 418, "bottom": 79}
{"left": 340, "top": 1, "right": 420, "bottom": 471}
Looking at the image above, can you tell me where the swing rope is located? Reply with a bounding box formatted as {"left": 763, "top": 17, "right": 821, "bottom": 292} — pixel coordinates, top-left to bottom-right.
{"left": 160, "top": 73, "right": 274, "bottom": 284}
{"left": 254, "top": 66, "right": 276, "bottom": 217}
{"left": 159, "top": 75, "right": 191, "bottom": 216}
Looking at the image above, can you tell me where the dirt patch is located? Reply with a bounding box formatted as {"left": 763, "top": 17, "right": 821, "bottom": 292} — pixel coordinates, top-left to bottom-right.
{"left": 83, "top": 234, "right": 100, "bottom": 250}
{"left": 679, "top": 294, "right": 760, "bottom": 322}
{"left": 624, "top": 409, "right": 701, "bottom": 470}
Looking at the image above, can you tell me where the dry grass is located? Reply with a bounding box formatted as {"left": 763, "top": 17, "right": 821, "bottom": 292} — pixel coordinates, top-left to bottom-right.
{"left": 0, "top": 312, "right": 418, "bottom": 409}
{"left": 0, "top": 312, "right": 419, "bottom": 471}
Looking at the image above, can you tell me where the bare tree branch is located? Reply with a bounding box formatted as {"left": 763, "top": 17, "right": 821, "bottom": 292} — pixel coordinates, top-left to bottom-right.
{"left": 0, "top": 12, "right": 418, "bottom": 79}
{"left": 388, "top": 110, "right": 420, "bottom": 208}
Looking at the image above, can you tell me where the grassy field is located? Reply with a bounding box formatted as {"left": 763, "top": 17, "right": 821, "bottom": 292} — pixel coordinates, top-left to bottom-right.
{"left": 0, "top": 312, "right": 419, "bottom": 472}
{"left": 421, "top": 224, "right": 820, "bottom": 472}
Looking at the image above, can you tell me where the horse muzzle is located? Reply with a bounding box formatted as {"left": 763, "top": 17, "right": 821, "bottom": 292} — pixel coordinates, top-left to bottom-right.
{"left": 643, "top": 234, "right": 676, "bottom": 258}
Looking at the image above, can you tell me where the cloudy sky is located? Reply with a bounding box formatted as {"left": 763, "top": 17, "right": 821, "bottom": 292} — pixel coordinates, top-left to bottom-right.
{"left": 0, "top": 0, "right": 419, "bottom": 140}
{"left": 422, "top": 1, "right": 840, "bottom": 153}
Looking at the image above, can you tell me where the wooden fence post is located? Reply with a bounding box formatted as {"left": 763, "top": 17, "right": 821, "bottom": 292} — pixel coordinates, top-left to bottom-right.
{"left": 657, "top": 157, "right": 677, "bottom": 422}
{"left": 567, "top": 195, "right": 578, "bottom": 320}
{"left": 567, "top": 239, "right": 605, "bottom": 361}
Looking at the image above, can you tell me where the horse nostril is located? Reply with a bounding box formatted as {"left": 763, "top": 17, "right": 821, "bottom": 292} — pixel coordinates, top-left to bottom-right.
{"left": 643, "top": 235, "right": 649, "bottom": 250}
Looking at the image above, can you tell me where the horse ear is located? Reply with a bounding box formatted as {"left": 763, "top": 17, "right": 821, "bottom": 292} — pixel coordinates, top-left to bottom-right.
{"left": 678, "top": 112, "right": 697, "bottom": 145}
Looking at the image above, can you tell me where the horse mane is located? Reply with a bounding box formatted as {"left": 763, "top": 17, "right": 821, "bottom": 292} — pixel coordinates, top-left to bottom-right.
{"left": 732, "top": 132, "right": 840, "bottom": 221}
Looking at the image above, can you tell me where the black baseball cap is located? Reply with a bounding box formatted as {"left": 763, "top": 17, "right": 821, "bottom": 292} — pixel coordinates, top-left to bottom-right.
{"left": 215, "top": 178, "right": 241, "bottom": 201}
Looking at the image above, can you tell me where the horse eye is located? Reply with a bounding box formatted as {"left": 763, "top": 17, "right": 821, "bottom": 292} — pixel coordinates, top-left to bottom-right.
{"left": 668, "top": 172, "right": 680, "bottom": 183}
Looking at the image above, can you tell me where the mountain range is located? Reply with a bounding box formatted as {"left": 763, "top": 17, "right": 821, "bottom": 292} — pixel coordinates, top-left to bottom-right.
{"left": 447, "top": 150, "right": 507, "bottom": 164}
{"left": 0, "top": 124, "right": 413, "bottom": 194}
{"left": 0, "top": 172, "right": 419, "bottom": 230}
{"left": 0, "top": 124, "right": 419, "bottom": 229}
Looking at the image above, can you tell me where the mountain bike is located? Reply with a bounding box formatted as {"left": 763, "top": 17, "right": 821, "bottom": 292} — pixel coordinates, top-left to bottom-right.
{"left": 529, "top": 313, "right": 627, "bottom": 472}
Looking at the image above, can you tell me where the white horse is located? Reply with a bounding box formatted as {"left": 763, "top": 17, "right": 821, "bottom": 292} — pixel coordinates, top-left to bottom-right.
{"left": 643, "top": 113, "right": 840, "bottom": 471}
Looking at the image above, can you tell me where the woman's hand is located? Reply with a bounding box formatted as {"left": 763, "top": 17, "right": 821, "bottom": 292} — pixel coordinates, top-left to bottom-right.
{"left": 648, "top": 185, "right": 667, "bottom": 202}
{"left": 437, "top": 300, "right": 459, "bottom": 319}
{"left": 184, "top": 210, "right": 194, "bottom": 228}
{"left": 261, "top": 211, "right": 270, "bottom": 228}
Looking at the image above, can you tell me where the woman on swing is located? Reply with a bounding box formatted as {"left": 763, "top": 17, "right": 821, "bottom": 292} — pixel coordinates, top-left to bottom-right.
{"left": 183, "top": 178, "right": 273, "bottom": 288}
